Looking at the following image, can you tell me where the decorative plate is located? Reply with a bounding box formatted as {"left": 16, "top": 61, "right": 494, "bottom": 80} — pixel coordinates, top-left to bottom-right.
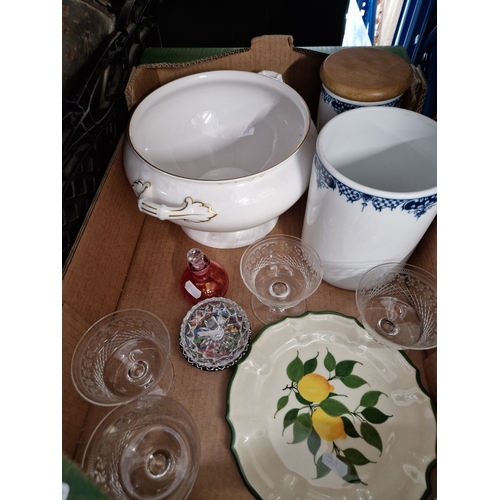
{"left": 226, "top": 311, "right": 436, "bottom": 500}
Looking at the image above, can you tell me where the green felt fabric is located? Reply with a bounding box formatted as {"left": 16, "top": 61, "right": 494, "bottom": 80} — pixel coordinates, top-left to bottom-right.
{"left": 139, "top": 45, "right": 410, "bottom": 65}
{"left": 62, "top": 456, "right": 109, "bottom": 500}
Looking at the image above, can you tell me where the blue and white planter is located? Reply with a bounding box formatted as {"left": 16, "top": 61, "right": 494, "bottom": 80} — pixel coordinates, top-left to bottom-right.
{"left": 301, "top": 107, "right": 437, "bottom": 291}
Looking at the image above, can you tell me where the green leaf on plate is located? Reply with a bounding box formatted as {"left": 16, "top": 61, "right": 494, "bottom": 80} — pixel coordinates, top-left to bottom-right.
{"left": 324, "top": 349, "right": 336, "bottom": 372}
{"left": 319, "top": 398, "right": 350, "bottom": 417}
{"left": 274, "top": 395, "right": 289, "bottom": 418}
{"left": 295, "top": 391, "right": 313, "bottom": 406}
{"left": 286, "top": 352, "right": 304, "bottom": 383}
{"left": 343, "top": 448, "right": 376, "bottom": 466}
{"left": 360, "top": 422, "right": 383, "bottom": 454}
{"left": 335, "top": 360, "right": 362, "bottom": 378}
{"left": 361, "top": 406, "right": 392, "bottom": 424}
{"left": 338, "top": 456, "right": 364, "bottom": 484}
{"left": 327, "top": 392, "right": 347, "bottom": 399}
{"left": 315, "top": 454, "right": 332, "bottom": 479}
{"left": 282, "top": 408, "right": 299, "bottom": 435}
{"left": 340, "top": 375, "right": 369, "bottom": 389}
{"left": 359, "top": 390, "right": 388, "bottom": 408}
{"left": 341, "top": 416, "right": 360, "bottom": 438}
{"left": 304, "top": 352, "right": 319, "bottom": 375}
{"left": 290, "top": 412, "right": 312, "bottom": 444}
{"left": 307, "top": 427, "right": 321, "bottom": 461}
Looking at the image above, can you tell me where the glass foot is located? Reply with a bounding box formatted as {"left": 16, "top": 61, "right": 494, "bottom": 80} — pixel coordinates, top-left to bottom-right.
{"left": 251, "top": 295, "right": 306, "bottom": 324}
{"left": 149, "top": 359, "right": 174, "bottom": 396}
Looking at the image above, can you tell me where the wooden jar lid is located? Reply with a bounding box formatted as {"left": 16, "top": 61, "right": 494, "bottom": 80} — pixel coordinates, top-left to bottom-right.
{"left": 320, "top": 47, "right": 413, "bottom": 102}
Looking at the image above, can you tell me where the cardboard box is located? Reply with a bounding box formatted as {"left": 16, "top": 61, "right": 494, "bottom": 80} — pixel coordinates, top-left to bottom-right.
{"left": 62, "top": 35, "right": 436, "bottom": 499}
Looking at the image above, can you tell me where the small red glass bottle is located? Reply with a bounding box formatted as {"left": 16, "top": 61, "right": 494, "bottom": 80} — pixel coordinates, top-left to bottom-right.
{"left": 180, "top": 248, "right": 229, "bottom": 304}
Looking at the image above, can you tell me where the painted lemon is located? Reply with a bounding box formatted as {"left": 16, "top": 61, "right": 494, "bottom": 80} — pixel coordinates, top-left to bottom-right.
{"left": 297, "top": 373, "right": 334, "bottom": 402}
{"left": 312, "top": 408, "right": 347, "bottom": 441}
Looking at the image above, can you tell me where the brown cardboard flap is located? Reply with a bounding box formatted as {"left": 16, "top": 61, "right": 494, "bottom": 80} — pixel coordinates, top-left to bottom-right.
{"left": 125, "top": 35, "right": 327, "bottom": 122}
{"left": 62, "top": 136, "right": 145, "bottom": 323}
{"left": 62, "top": 137, "right": 146, "bottom": 457}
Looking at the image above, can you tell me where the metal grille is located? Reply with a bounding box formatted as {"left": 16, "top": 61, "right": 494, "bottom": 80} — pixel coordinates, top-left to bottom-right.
{"left": 62, "top": 0, "right": 158, "bottom": 266}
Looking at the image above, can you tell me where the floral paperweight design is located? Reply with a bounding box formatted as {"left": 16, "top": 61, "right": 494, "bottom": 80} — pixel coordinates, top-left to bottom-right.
{"left": 179, "top": 297, "right": 252, "bottom": 371}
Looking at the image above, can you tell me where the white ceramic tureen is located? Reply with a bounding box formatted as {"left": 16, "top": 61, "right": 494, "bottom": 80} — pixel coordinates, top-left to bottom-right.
{"left": 123, "top": 70, "right": 317, "bottom": 248}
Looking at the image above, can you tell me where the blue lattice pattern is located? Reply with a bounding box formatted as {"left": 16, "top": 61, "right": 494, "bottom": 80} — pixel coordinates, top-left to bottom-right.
{"left": 320, "top": 86, "right": 402, "bottom": 114}
{"left": 314, "top": 153, "right": 436, "bottom": 219}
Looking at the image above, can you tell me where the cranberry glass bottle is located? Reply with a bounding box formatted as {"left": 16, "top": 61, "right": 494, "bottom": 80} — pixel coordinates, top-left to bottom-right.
{"left": 180, "top": 248, "right": 229, "bottom": 304}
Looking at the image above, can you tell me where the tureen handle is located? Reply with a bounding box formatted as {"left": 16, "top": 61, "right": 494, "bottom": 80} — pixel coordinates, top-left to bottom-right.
{"left": 258, "top": 70, "right": 284, "bottom": 82}
{"left": 131, "top": 180, "right": 217, "bottom": 223}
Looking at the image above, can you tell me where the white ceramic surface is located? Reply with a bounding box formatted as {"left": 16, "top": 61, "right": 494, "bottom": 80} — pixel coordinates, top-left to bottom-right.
{"left": 316, "top": 84, "right": 402, "bottom": 131}
{"left": 301, "top": 107, "right": 437, "bottom": 290}
{"left": 123, "top": 70, "right": 317, "bottom": 249}
{"left": 226, "top": 311, "right": 436, "bottom": 500}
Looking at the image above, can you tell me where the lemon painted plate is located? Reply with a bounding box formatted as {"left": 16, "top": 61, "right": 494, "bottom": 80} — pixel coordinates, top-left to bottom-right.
{"left": 226, "top": 311, "right": 436, "bottom": 500}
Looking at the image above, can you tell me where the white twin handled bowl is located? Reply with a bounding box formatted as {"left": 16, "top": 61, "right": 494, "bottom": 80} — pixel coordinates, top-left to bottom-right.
{"left": 123, "top": 70, "right": 317, "bottom": 248}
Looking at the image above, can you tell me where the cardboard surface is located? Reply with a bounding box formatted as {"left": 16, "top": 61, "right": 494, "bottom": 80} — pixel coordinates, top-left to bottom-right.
{"left": 62, "top": 35, "right": 436, "bottom": 499}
